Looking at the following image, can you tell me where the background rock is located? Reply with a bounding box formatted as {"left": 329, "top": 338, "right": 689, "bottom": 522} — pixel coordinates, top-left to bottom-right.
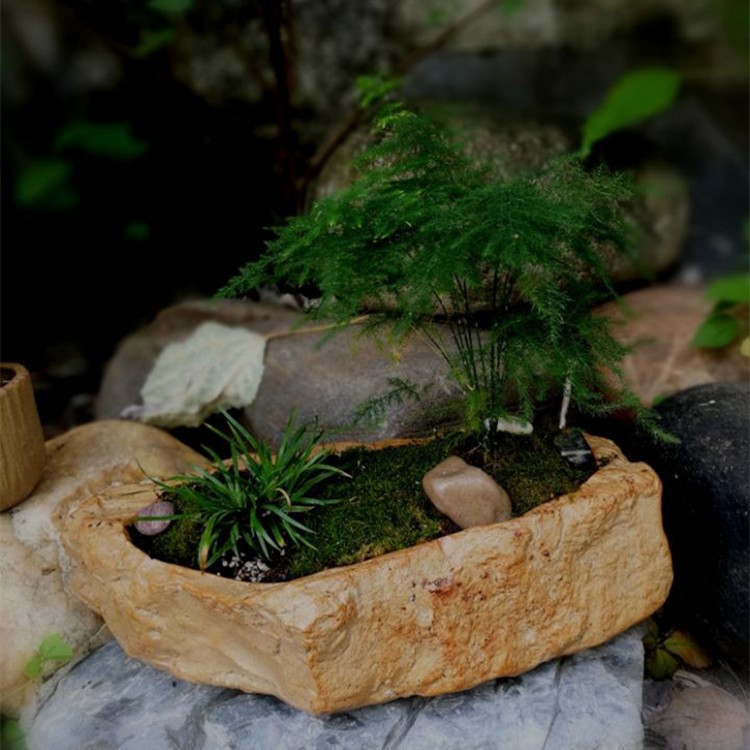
{"left": 627, "top": 382, "right": 750, "bottom": 677}
{"left": 25, "top": 626, "right": 646, "bottom": 750}
{"left": 95, "top": 299, "right": 301, "bottom": 422}
{"left": 594, "top": 284, "right": 750, "bottom": 405}
{"left": 0, "top": 421, "right": 208, "bottom": 714}
{"left": 96, "top": 298, "right": 472, "bottom": 447}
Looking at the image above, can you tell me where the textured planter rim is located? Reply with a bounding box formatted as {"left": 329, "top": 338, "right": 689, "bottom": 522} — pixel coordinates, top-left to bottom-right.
{"left": 0, "top": 362, "right": 46, "bottom": 511}
{"left": 61, "top": 433, "right": 673, "bottom": 715}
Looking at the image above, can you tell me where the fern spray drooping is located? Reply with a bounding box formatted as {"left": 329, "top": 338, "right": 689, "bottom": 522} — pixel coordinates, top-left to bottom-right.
{"left": 220, "top": 100, "right": 659, "bottom": 444}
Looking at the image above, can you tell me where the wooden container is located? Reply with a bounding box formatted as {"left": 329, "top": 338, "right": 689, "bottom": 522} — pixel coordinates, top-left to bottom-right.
{"left": 0, "top": 363, "right": 46, "bottom": 510}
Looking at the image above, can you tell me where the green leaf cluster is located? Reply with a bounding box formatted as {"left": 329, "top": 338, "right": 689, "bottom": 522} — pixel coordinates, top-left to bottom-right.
{"left": 23, "top": 634, "right": 73, "bottom": 681}
{"left": 692, "top": 272, "right": 750, "bottom": 351}
{"left": 221, "top": 103, "right": 648, "bottom": 436}
{"left": 643, "top": 617, "right": 713, "bottom": 680}
{"left": 143, "top": 412, "right": 349, "bottom": 569}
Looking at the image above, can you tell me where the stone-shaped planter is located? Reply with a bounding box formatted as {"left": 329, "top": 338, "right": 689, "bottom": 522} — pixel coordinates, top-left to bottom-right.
{"left": 60, "top": 435, "right": 672, "bottom": 715}
{"left": 0, "top": 363, "right": 46, "bottom": 510}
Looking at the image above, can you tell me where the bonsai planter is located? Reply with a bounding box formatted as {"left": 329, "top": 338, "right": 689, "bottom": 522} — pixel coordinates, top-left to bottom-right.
{"left": 60, "top": 434, "right": 672, "bottom": 715}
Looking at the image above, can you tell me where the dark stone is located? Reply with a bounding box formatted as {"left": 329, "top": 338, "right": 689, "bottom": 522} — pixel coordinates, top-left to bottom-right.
{"left": 631, "top": 382, "right": 750, "bottom": 678}
{"left": 554, "top": 428, "right": 597, "bottom": 472}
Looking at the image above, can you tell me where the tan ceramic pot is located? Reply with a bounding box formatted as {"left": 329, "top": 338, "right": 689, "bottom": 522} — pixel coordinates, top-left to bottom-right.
{"left": 61, "top": 434, "right": 673, "bottom": 714}
{"left": 0, "top": 363, "right": 46, "bottom": 510}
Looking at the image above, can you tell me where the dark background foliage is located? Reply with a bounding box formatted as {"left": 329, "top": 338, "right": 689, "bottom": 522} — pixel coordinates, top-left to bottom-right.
{"left": 1, "top": 0, "right": 747, "bottom": 433}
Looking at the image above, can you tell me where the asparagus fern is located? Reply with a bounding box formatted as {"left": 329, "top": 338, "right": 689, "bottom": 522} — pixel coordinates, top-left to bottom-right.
{"left": 220, "top": 102, "right": 652, "bottom": 438}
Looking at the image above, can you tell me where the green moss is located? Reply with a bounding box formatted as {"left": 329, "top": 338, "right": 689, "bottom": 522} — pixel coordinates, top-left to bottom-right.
{"left": 132, "top": 514, "right": 203, "bottom": 570}
{"left": 130, "top": 425, "right": 597, "bottom": 581}
{"left": 290, "top": 424, "right": 594, "bottom": 577}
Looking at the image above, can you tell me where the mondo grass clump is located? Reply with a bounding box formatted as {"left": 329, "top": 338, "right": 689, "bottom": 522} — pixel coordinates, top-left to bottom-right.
{"left": 133, "top": 412, "right": 349, "bottom": 571}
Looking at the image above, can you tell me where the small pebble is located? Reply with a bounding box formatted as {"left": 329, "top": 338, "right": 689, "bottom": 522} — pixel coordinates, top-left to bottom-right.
{"left": 134, "top": 500, "right": 175, "bottom": 536}
{"left": 554, "top": 429, "right": 597, "bottom": 471}
{"left": 422, "top": 456, "right": 512, "bottom": 529}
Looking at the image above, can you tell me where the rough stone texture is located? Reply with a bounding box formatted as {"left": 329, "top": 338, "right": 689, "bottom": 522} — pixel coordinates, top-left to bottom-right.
{"left": 630, "top": 382, "right": 750, "bottom": 678}
{"left": 0, "top": 421, "right": 208, "bottom": 714}
{"left": 594, "top": 284, "right": 750, "bottom": 405}
{"left": 25, "top": 626, "right": 647, "bottom": 750}
{"left": 422, "top": 456, "right": 512, "bottom": 529}
{"left": 60, "top": 435, "right": 672, "bottom": 715}
{"left": 246, "top": 322, "right": 468, "bottom": 446}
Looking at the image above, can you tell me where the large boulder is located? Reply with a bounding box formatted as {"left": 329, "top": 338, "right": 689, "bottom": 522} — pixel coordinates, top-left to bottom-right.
{"left": 96, "top": 299, "right": 468, "bottom": 447}
{"left": 0, "top": 421, "right": 208, "bottom": 714}
{"left": 629, "top": 382, "right": 750, "bottom": 677}
{"left": 594, "top": 284, "right": 750, "bottom": 406}
{"left": 24, "top": 626, "right": 647, "bottom": 750}
{"left": 60, "top": 435, "right": 671, "bottom": 714}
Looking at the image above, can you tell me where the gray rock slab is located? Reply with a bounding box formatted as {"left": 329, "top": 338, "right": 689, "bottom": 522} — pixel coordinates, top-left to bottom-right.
{"left": 25, "top": 626, "right": 646, "bottom": 750}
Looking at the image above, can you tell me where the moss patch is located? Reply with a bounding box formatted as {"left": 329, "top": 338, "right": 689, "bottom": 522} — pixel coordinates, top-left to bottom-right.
{"left": 130, "top": 425, "right": 597, "bottom": 581}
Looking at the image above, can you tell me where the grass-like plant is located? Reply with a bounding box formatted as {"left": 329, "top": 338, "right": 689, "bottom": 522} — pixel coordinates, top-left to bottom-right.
{"left": 220, "top": 100, "right": 660, "bottom": 441}
{"left": 142, "top": 412, "right": 349, "bottom": 570}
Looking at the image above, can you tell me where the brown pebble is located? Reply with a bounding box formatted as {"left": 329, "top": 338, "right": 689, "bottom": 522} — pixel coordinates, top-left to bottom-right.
{"left": 422, "top": 456, "right": 511, "bottom": 529}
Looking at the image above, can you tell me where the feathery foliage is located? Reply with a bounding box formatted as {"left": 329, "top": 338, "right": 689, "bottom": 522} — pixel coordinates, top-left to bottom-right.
{"left": 221, "top": 102, "right": 653, "bottom": 439}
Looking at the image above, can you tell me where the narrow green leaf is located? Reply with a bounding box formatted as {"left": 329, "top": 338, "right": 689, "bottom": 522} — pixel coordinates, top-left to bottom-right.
{"left": 580, "top": 68, "right": 681, "bottom": 158}
{"left": 705, "top": 273, "right": 750, "bottom": 304}
{"left": 692, "top": 312, "right": 740, "bottom": 348}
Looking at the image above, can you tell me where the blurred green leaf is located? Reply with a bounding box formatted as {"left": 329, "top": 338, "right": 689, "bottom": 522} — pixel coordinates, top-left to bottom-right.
{"left": 0, "top": 717, "right": 26, "bottom": 750}
{"left": 55, "top": 121, "right": 148, "bottom": 159}
{"left": 499, "top": 0, "right": 523, "bottom": 16}
{"left": 23, "top": 653, "right": 44, "bottom": 681}
{"left": 663, "top": 630, "right": 713, "bottom": 669}
{"left": 643, "top": 617, "right": 660, "bottom": 650}
{"left": 124, "top": 221, "right": 151, "bottom": 241}
{"left": 692, "top": 312, "right": 740, "bottom": 348}
{"left": 23, "top": 634, "right": 73, "bottom": 680}
{"left": 134, "top": 28, "right": 175, "bottom": 58}
{"left": 646, "top": 647, "right": 681, "bottom": 680}
{"left": 356, "top": 76, "right": 400, "bottom": 108}
{"left": 149, "top": 0, "right": 192, "bottom": 13}
{"left": 705, "top": 273, "right": 750, "bottom": 304}
{"left": 580, "top": 68, "right": 681, "bottom": 158}
{"left": 15, "top": 159, "right": 77, "bottom": 209}
{"left": 38, "top": 634, "right": 73, "bottom": 664}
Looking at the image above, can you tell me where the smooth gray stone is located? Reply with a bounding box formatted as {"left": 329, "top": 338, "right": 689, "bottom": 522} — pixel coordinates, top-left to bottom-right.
{"left": 25, "top": 627, "right": 645, "bottom": 750}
